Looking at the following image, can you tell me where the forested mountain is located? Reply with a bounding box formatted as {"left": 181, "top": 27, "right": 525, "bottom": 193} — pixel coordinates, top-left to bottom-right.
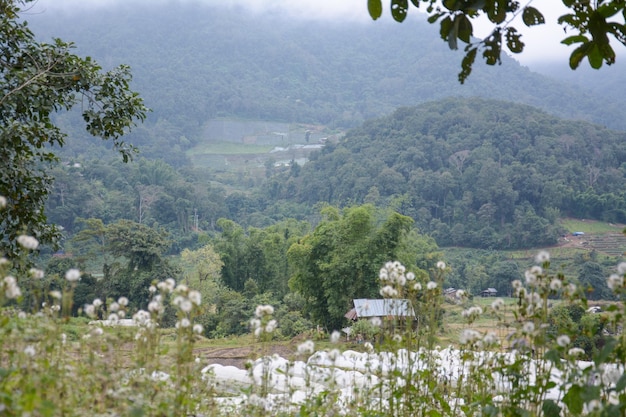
{"left": 28, "top": 2, "right": 626, "bottom": 154}
{"left": 268, "top": 98, "right": 626, "bottom": 249}
{"left": 23, "top": 3, "right": 626, "bottom": 252}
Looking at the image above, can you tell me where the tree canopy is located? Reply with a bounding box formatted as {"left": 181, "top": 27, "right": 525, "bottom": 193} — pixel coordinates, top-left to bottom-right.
{"left": 0, "top": 0, "right": 147, "bottom": 259}
{"left": 370, "top": 0, "right": 626, "bottom": 82}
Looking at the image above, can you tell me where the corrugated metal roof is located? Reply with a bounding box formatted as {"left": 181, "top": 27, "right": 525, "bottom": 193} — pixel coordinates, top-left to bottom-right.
{"left": 350, "top": 298, "right": 415, "bottom": 318}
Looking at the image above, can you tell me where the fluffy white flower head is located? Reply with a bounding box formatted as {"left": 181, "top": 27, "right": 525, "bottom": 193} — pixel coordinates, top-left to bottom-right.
{"left": 534, "top": 250, "right": 550, "bottom": 264}
{"left": 17, "top": 235, "right": 39, "bottom": 250}
{"left": 65, "top": 269, "right": 81, "bottom": 282}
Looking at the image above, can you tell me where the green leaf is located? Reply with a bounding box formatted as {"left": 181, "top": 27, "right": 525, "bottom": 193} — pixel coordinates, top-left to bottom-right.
{"left": 410, "top": 0, "right": 419, "bottom": 7}
{"left": 505, "top": 27, "right": 524, "bottom": 53}
{"left": 458, "top": 14, "right": 473, "bottom": 43}
{"left": 607, "top": 23, "right": 626, "bottom": 45}
{"left": 440, "top": 16, "right": 453, "bottom": 42}
{"left": 615, "top": 372, "right": 626, "bottom": 391}
{"left": 368, "top": 0, "right": 383, "bottom": 20}
{"left": 391, "top": 0, "right": 409, "bottom": 22}
{"left": 522, "top": 6, "right": 545, "bottom": 26}
{"left": 594, "top": 337, "right": 618, "bottom": 365}
{"left": 561, "top": 35, "right": 589, "bottom": 45}
{"left": 563, "top": 384, "right": 584, "bottom": 415}
{"left": 428, "top": 12, "right": 446, "bottom": 23}
{"left": 443, "top": 0, "right": 460, "bottom": 11}
{"left": 459, "top": 46, "right": 477, "bottom": 83}
{"left": 542, "top": 399, "right": 561, "bottom": 417}
{"left": 487, "top": 0, "right": 507, "bottom": 23}
{"left": 598, "top": 1, "right": 623, "bottom": 18}
{"left": 569, "top": 42, "right": 592, "bottom": 69}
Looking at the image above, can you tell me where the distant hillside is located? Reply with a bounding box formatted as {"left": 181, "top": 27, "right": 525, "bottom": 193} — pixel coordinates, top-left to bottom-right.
{"left": 267, "top": 98, "right": 626, "bottom": 249}
{"left": 27, "top": 2, "right": 626, "bottom": 146}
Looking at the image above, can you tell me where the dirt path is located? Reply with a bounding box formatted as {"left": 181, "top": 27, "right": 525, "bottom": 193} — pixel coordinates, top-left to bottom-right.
{"left": 193, "top": 344, "right": 297, "bottom": 369}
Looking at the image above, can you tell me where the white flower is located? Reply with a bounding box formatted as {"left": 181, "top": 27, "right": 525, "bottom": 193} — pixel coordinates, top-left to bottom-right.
{"left": 175, "top": 283, "right": 188, "bottom": 293}
{"left": 65, "top": 269, "right": 81, "bottom": 282}
{"left": 24, "top": 345, "right": 36, "bottom": 357}
{"left": 523, "top": 321, "right": 535, "bottom": 334}
{"left": 607, "top": 274, "right": 623, "bottom": 291}
{"left": 524, "top": 270, "right": 537, "bottom": 286}
{"left": 149, "top": 285, "right": 157, "bottom": 293}
{"left": 392, "top": 334, "right": 402, "bottom": 343}
{"left": 117, "top": 297, "right": 129, "bottom": 307}
{"left": 483, "top": 331, "right": 499, "bottom": 346}
{"left": 93, "top": 298, "right": 103, "bottom": 308}
{"left": 406, "top": 272, "right": 415, "bottom": 281}
{"left": 330, "top": 330, "right": 341, "bottom": 343}
{"left": 363, "top": 342, "right": 374, "bottom": 352}
{"left": 618, "top": 262, "right": 626, "bottom": 275}
{"left": 265, "top": 319, "right": 277, "bottom": 333}
{"left": 29, "top": 268, "right": 44, "bottom": 279}
{"left": 188, "top": 290, "right": 201, "bottom": 306}
{"left": 413, "top": 282, "right": 422, "bottom": 291}
{"left": 148, "top": 300, "right": 162, "bottom": 313}
{"left": 370, "top": 317, "right": 382, "bottom": 327}
{"left": 255, "top": 304, "right": 274, "bottom": 318}
{"left": 109, "top": 302, "right": 120, "bottom": 312}
{"left": 436, "top": 261, "right": 446, "bottom": 270}
{"left": 557, "top": 334, "right": 571, "bottom": 347}
{"left": 379, "top": 285, "right": 398, "bottom": 298}
{"left": 176, "top": 318, "right": 190, "bottom": 328}
{"left": 550, "top": 279, "right": 562, "bottom": 291}
{"left": 50, "top": 290, "right": 62, "bottom": 300}
{"left": 165, "top": 278, "right": 176, "bottom": 291}
{"left": 459, "top": 329, "right": 481, "bottom": 345}
{"left": 180, "top": 299, "right": 193, "bottom": 313}
{"left": 427, "top": 281, "right": 438, "bottom": 290}
{"left": 84, "top": 304, "right": 96, "bottom": 318}
{"left": 17, "top": 235, "right": 39, "bottom": 250}
{"left": 491, "top": 298, "right": 505, "bottom": 311}
{"left": 107, "top": 313, "right": 119, "bottom": 322}
{"left": 568, "top": 347, "right": 585, "bottom": 356}
{"left": 193, "top": 324, "right": 204, "bottom": 334}
{"left": 297, "top": 340, "right": 315, "bottom": 354}
{"left": 535, "top": 250, "right": 550, "bottom": 264}
{"left": 249, "top": 318, "right": 261, "bottom": 329}
{"left": 0, "top": 196, "right": 6, "bottom": 208}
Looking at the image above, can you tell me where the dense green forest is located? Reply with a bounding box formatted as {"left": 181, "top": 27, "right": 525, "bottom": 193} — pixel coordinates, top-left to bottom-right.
{"left": 269, "top": 99, "right": 626, "bottom": 248}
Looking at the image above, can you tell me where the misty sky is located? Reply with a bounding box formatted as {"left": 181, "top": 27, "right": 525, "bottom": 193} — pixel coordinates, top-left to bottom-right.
{"left": 32, "top": 0, "right": 572, "bottom": 66}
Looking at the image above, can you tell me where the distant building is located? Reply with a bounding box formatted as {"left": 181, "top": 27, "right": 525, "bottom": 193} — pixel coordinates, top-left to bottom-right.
{"left": 481, "top": 288, "right": 498, "bottom": 297}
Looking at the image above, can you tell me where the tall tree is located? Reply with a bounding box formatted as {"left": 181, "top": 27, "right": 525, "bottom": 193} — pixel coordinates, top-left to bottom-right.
{"left": 0, "top": 0, "right": 146, "bottom": 259}
{"left": 288, "top": 205, "right": 421, "bottom": 330}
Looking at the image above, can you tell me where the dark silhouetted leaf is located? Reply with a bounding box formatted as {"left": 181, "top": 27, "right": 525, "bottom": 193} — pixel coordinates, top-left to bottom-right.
{"left": 522, "top": 6, "right": 545, "bottom": 26}
{"left": 368, "top": 0, "right": 383, "bottom": 20}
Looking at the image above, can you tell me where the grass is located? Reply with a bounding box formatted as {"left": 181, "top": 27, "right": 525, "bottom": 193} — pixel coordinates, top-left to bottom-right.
{"left": 560, "top": 218, "right": 625, "bottom": 234}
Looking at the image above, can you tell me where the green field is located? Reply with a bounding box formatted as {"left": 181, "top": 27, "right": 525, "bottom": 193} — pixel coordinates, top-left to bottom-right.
{"left": 560, "top": 218, "right": 625, "bottom": 234}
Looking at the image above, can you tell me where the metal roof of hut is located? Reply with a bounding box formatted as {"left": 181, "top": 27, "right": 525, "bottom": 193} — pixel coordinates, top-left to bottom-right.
{"left": 344, "top": 298, "right": 416, "bottom": 320}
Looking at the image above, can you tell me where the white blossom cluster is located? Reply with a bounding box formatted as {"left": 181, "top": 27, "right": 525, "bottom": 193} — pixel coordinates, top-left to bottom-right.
{"left": 3, "top": 275, "right": 21, "bottom": 299}
{"left": 378, "top": 261, "right": 417, "bottom": 297}
{"left": 607, "top": 262, "right": 626, "bottom": 291}
{"left": 250, "top": 304, "right": 277, "bottom": 338}
{"left": 172, "top": 283, "right": 203, "bottom": 333}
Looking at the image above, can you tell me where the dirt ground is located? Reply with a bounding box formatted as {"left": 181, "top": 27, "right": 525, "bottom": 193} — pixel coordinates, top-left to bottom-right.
{"left": 193, "top": 344, "right": 297, "bottom": 369}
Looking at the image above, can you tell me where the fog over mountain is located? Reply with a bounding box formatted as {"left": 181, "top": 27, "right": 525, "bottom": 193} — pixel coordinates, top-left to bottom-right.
{"left": 25, "top": 1, "right": 626, "bottom": 134}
